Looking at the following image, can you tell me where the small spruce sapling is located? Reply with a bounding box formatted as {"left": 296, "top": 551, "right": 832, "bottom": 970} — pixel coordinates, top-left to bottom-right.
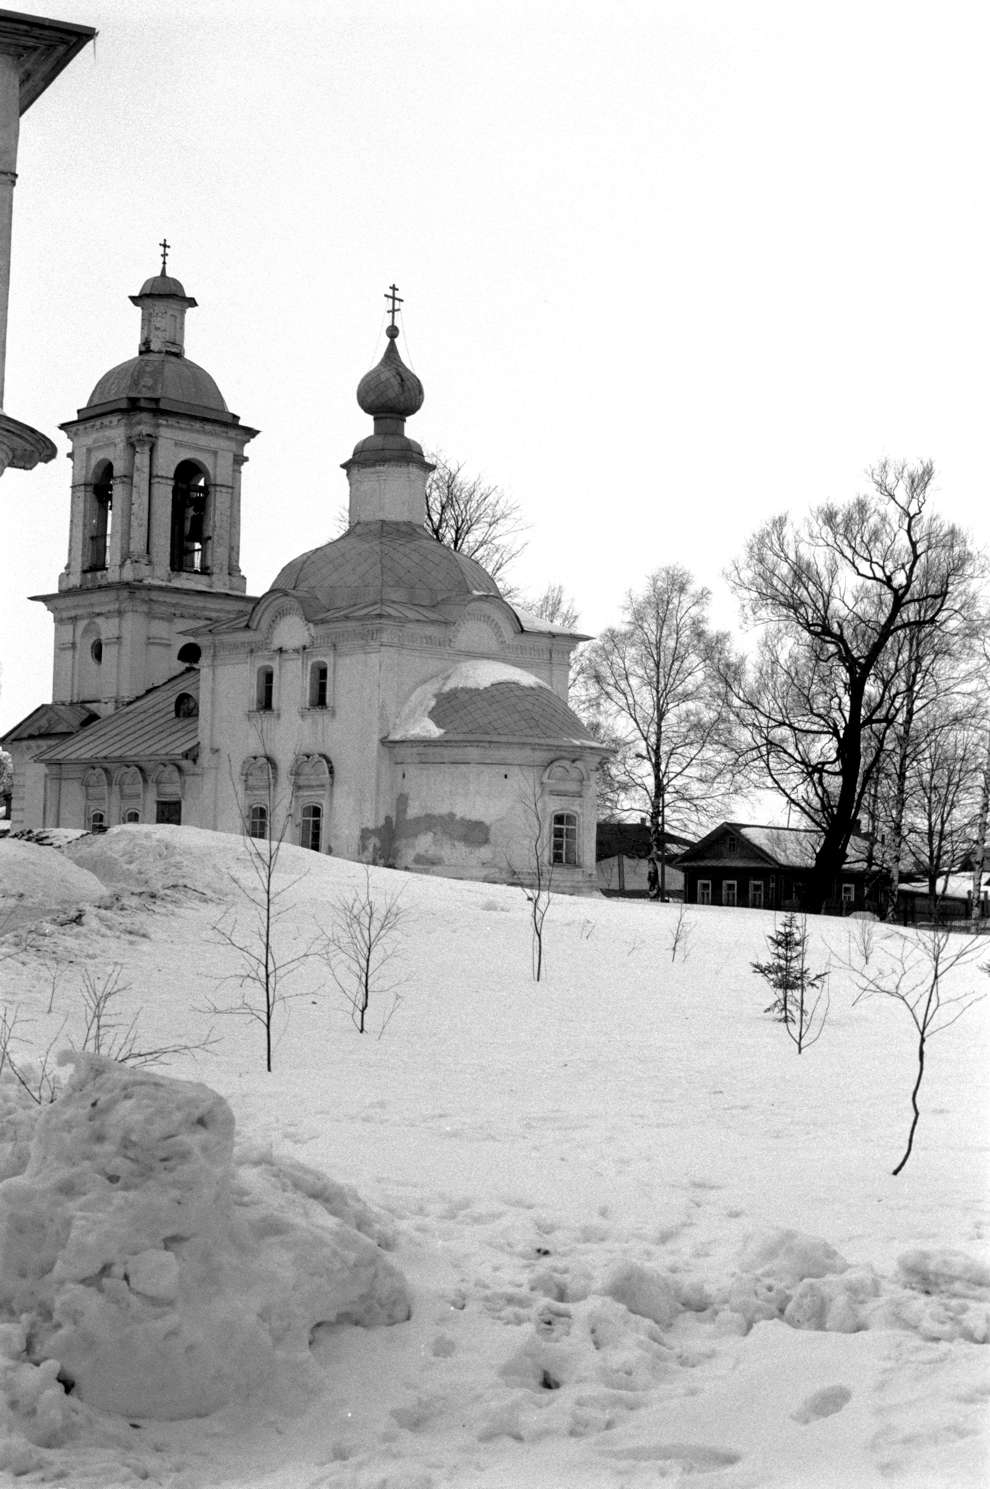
{"left": 751, "top": 913, "right": 829, "bottom": 1052}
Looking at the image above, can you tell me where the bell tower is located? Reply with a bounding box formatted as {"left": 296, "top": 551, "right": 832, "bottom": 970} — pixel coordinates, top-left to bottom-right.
{"left": 33, "top": 252, "right": 258, "bottom": 713}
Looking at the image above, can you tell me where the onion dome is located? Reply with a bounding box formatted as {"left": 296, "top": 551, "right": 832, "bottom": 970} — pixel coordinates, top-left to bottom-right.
{"left": 356, "top": 326, "right": 424, "bottom": 418}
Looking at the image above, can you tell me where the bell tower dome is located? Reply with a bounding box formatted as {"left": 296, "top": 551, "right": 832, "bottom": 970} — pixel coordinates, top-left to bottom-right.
{"left": 33, "top": 250, "right": 259, "bottom": 713}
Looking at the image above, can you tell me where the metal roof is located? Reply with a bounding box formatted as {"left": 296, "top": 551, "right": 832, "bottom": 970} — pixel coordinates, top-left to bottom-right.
{"left": 2, "top": 701, "right": 97, "bottom": 744}
{"left": 36, "top": 672, "right": 200, "bottom": 764}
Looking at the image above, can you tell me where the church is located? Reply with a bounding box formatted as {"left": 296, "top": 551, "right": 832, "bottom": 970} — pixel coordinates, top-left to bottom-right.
{"left": 3, "top": 262, "right": 606, "bottom": 892}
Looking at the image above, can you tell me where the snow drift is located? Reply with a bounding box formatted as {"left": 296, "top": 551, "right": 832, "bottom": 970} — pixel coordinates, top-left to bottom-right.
{"left": 0, "top": 1053, "right": 410, "bottom": 1420}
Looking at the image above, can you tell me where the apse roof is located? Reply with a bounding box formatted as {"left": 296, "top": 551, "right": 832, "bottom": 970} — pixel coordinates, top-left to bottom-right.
{"left": 36, "top": 672, "right": 200, "bottom": 764}
{"left": 388, "top": 661, "right": 601, "bottom": 746}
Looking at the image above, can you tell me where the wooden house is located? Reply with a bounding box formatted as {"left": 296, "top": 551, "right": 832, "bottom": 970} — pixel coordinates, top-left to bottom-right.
{"left": 675, "top": 822, "right": 882, "bottom": 914}
{"left": 595, "top": 821, "right": 693, "bottom": 897}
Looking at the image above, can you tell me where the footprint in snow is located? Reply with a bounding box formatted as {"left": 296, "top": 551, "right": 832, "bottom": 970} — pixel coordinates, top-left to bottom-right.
{"left": 791, "top": 1383, "right": 852, "bottom": 1423}
{"left": 600, "top": 1441, "right": 742, "bottom": 1471}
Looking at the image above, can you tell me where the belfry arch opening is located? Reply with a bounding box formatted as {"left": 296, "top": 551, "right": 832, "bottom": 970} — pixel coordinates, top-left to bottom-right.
{"left": 86, "top": 460, "right": 113, "bottom": 571}
{"left": 170, "top": 460, "right": 210, "bottom": 574}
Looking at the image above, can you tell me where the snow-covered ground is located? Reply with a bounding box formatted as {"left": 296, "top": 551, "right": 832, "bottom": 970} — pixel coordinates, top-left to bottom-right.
{"left": 0, "top": 825, "right": 987, "bottom": 1489}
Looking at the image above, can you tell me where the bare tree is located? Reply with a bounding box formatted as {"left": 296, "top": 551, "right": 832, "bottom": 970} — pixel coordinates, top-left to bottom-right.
{"left": 522, "top": 583, "right": 580, "bottom": 630}
{"left": 852, "top": 927, "right": 985, "bottom": 1174}
{"left": 207, "top": 754, "right": 311, "bottom": 1071}
{"left": 729, "top": 461, "right": 978, "bottom": 913}
{"left": 322, "top": 868, "right": 406, "bottom": 1035}
{"left": 424, "top": 453, "right": 527, "bottom": 585}
{"left": 510, "top": 776, "right": 555, "bottom": 982}
{"left": 578, "top": 566, "right": 740, "bottom": 898}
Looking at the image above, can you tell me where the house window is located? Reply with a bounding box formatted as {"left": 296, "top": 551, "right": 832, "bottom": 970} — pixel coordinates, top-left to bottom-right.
{"left": 722, "top": 880, "right": 738, "bottom": 907}
{"left": 550, "top": 811, "right": 578, "bottom": 866}
{"left": 309, "top": 661, "right": 329, "bottom": 708}
{"left": 155, "top": 800, "right": 182, "bottom": 825}
{"left": 841, "top": 883, "right": 856, "bottom": 909}
{"left": 749, "top": 879, "right": 764, "bottom": 909}
{"left": 248, "top": 803, "right": 268, "bottom": 840}
{"left": 89, "top": 809, "right": 107, "bottom": 833}
{"left": 86, "top": 461, "right": 113, "bottom": 571}
{"left": 170, "top": 460, "right": 210, "bottom": 573}
{"left": 174, "top": 691, "right": 198, "bottom": 718}
{"left": 301, "top": 802, "right": 322, "bottom": 852}
{"left": 123, "top": 809, "right": 140, "bottom": 825}
{"left": 697, "top": 879, "right": 712, "bottom": 906}
{"left": 256, "top": 666, "right": 274, "bottom": 711}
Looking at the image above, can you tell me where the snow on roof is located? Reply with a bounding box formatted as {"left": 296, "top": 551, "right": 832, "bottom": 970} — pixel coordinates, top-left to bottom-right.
{"left": 389, "top": 660, "right": 599, "bottom": 746}
{"left": 36, "top": 671, "right": 200, "bottom": 764}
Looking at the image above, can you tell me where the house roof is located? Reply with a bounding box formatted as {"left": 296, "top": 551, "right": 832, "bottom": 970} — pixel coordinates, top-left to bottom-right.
{"left": 2, "top": 701, "right": 97, "bottom": 745}
{"left": 679, "top": 821, "right": 873, "bottom": 873}
{"left": 595, "top": 821, "right": 694, "bottom": 862}
{"left": 36, "top": 672, "right": 200, "bottom": 764}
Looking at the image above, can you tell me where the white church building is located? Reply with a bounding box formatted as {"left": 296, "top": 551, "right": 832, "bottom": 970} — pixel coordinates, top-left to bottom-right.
{"left": 3, "top": 265, "right": 606, "bottom": 892}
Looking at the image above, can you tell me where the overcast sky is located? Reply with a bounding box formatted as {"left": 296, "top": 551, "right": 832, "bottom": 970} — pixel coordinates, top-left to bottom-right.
{"left": 2, "top": 0, "right": 988, "bottom": 734}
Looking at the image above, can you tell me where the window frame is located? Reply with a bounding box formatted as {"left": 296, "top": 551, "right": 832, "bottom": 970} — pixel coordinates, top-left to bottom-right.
{"left": 549, "top": 810, "right": 578, "bottom": 867}
{"left": 255, "top": 665, "right": 275, "bottom": 712}
{"left": 300, "top": 801, "right": 323, "bottom": 853}
{"left": 722, "top": 879, "right": 738, "bottom": 908}
{"left": 697, "top": 879, "right": 712, "bottom": 906}
{"left": 308, "top": 660, "right": 329, "bottom": 709}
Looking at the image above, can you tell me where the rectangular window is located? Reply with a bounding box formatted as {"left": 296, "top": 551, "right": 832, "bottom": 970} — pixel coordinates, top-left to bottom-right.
{"left": 722, "top": 880, "right": 738, "bottom": 907}
{"left": 550, "top": 811, "right": 578, "bottom": 866}
{"left": 301, "top": 803, "right": 322, "bottom": 853}
{"left": 309, "top": 661, "right": 329, "bottom": 708}
{"left": 256, "top": 667, "right": 274, "bottom": 711}
{"left": 155, "top": 800, "right": 181, "bottom": 826}
{"left": 248, "top": 804, "right": 268, "bottom": 840}
{"left": 749, "top": 879, "right": 764, "bottom": 909}
{"left": 697, "top": 879, "right": 712, "bottom": 906}
{"left": 841, "top": 883, "right": 855, "bottom": 908}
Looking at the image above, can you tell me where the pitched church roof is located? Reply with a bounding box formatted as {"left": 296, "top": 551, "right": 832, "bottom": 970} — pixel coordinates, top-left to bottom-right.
{"left": 36, "top": 672, "right": 200, "bottom": 764}
{"left": 2, "top": 701, "right": 97, "bottom": 744}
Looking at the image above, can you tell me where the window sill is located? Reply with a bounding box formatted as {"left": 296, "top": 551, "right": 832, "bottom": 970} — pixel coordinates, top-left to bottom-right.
{"left": 299, "top": 705, "right": 335, "bottom": 718}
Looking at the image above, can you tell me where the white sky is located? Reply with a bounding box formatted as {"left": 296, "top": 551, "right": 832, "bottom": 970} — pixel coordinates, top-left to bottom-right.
{"left": 2, "top": 0, "right": 988, "bottom": 734}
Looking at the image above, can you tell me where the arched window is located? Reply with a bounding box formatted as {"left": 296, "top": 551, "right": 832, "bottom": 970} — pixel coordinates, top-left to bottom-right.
{"left": 170, "top": 460, "right": 210, "bottom": 573}
{"left": 117, "top": 765, "right": 143, "bottom": 824}
{"left": 83, "top": 767, "right": 109, "bottom": 833}
{"left": 154, "top": 764, "right": 182, "bottom": 826}
{"left": 86, "top": 460, "right": 113, "bottom": 571}
{"left": 550, "top": 811, "right": 578, "bottom": 866}
{"left": 301, "top": 802, "right": 322, "bottom": 853}
{"left": 177, "top": 642, "right": 201, "bottom": 666}
{"left": 174, "top": 691, "right": 198, "bottom": 718}
{"left": 255, "top": 666, "right": 274, "bottom": 711}
{"left": 248, "top": 803, "right": 268, "bottom": 840}
{"left": 309, "top": 660, "right": 329, "bottom": 708}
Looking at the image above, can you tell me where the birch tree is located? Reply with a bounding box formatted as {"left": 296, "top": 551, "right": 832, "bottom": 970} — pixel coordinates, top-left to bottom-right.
{"left": 579, "top": 566, "right": 739, "bottom": 898}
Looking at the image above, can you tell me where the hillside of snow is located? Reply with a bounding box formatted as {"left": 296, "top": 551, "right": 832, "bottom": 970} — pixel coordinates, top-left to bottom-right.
{"left": 0, "top": 825, "right": 987, "bottom": 1488}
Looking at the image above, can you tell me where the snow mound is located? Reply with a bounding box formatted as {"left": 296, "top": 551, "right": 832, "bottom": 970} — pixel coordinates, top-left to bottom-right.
{"left": 0, "top": 839, "right": 106, "bottom": 924}
{"left": 0, "top": 1054, "right": 410, "bottom": 1421}
{"left": 65, "top": 823, "right": 245, "bottom": 897}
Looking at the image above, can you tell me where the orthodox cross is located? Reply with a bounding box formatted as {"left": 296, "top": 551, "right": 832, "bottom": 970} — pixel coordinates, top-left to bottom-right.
{"left": 385, "top": 283, "right": 403, "bottom": 328}
{"left": 159, "top": 238, "right": 170, "bottom": 274}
